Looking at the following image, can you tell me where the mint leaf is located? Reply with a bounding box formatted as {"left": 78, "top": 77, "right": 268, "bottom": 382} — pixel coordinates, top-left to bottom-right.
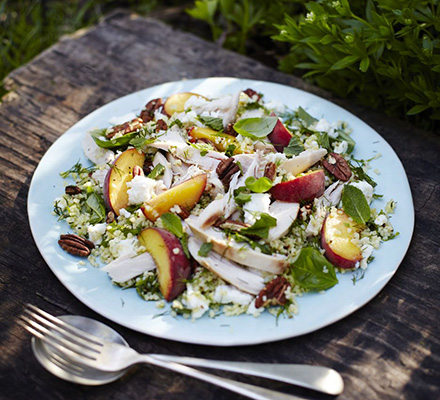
{"left": 147, "top": 164, "right": 165, "bottom": 179}
{"left": 342, "top": 185, "right": 371, "bottom": 224}
{"left": 233, "top": 117, "right": 278, "bottom": 139}
{"left": 290, "top": 247, "right": 338, "bottom": 291}
{"left": 160, "top": 213, "right": 184, "bottom": 238}
{"left": 283, "top": 136, "right": 304, "bottom": 157}
{"left": 296, "top": 106, "right": 317, "bottom": 127}
{"left": 198, "top": 116, "right": 224, "bottom": 131}
{"left": 240, "top": 213, "right": 277, "bottom": 239}
{"left": 198, "top": 242, "right": 213, "bottom": 257}
{"left": 349, "top": 162, "right": 377, "bottom": 188}
{"left": 245, "top": 176, "right": 273, "bottom": 193}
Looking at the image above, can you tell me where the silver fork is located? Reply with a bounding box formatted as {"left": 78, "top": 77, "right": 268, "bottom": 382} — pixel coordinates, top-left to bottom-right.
{"left": 18, "top": 305, "right": 343, "bottom": 399}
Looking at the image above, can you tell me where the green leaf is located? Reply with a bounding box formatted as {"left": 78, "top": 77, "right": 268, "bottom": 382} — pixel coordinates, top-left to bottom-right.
{"left": 360, "top": 56, "right": 370, "bottom": 72}
{"left": 90, "top": 129, "right": 138, "bottom": 150}
{"left": 342, "top": 185, "right": 371, "bottom": 225}
{"left": 330, "top": 55, "right": 359, "bottom": 70}
{"left": 233, "top": 187, "right": 252, "bottom": 206}
{"left": 160, "top": 213, "right": 184, "bottom": 238}
{"left": 245, "top": 176, "right": 273, "bottom": 193}
{"left": 336, "top": 131, "right": 356, "bottom": 154}
{"left": 181, "top": 232, "right": 190, "bottom": 259}
{"left": 407, "top": 104, "right": 430, "bottom": 115}
{"left": 284, "top": 136, "right": 305, "bottom": 157}
{"left": 349, "top": 162, "right": 376, "bottom": 187}
{"left": 86, "top": 192, "right": 106, "bottom": 224}
{"left": 233, "top": 117, "right": 278, "bottom": 139}
{"left": 290, "top": 247, "right": 338, "bottom": 292}
{"left": 198, "top": 116, "right": 224, "bottom": 131}
{"left": 225, "top": 144, "right": 236, "bottom": 157}
{"left": 147, "top": 164, "right": 165, "bottom": 179}
{"left": 198, "top": 242, "right": 213, "bottom": 257}
{"left": 240, "top": 213, "right": 277, "bottom": 239}
{"left": 296, "top": 106, "right": 317, "bottom": 127}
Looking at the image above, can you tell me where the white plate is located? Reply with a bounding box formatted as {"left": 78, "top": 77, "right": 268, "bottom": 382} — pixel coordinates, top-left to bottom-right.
{"left": 28, "top": 78, "right": 414, "bottom": 346}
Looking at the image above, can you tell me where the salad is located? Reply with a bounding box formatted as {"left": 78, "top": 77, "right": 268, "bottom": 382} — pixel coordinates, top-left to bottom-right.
{"left": 54, "top": 88, "right": 397, "bottom": 320}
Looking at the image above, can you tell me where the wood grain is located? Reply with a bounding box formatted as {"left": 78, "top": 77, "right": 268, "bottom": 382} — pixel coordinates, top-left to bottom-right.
{"left": 0, "top": 10, "right": 439, "bottom": 400}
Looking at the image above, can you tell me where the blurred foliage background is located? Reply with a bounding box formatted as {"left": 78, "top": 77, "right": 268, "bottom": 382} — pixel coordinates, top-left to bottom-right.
{"left": 1, "top": 0, "right": 439, "bottom": 132}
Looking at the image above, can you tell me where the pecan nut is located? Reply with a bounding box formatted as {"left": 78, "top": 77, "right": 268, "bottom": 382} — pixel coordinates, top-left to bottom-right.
{"left": 106, "top": 117, "right": 143, "bottom": 139}
{"left": 140, "top": 98, "right": 163, "bottom": 122}
{"left": 177, "top": 206, "right": 191, "bottom": 220}
{"left": 156, "top": 119, "right": 168, "bottom": 132}
{"left": 264, "top": 162, "right": 277, "bottom": 181}
{"left": 224, "top": 123, "right": 238, "bottom": 137}
{"left": 216, "top": 158, "right": 240, "bottom": 190}
{"left": 322, "top": 152, "right": 352, "bottom": 182}
{"left": 65, "top": 185, "right": 81, "bottom": 195}
{"left": 255, "top": 276, "right": 290, "bottom": 309}
{"left": 58, "top": 234, "right": 95, "bottom": 257}
{"left": 106, "top": 211, "right": 116, "bottom": 224}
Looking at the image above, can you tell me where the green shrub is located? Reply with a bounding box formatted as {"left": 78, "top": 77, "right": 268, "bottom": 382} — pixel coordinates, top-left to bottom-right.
{"left": 274, "top": 0, "right": 440, "bottom": 130}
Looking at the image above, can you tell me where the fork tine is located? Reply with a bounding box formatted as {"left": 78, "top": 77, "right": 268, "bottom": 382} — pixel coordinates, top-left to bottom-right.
{"left": 48, "top": 352, "right": 86, "bottom": 375}
{"left": 26, "top": 304, "right": 103, "bottom": 346}
{"left": 23, "top": 308, "right": 101, "bottom": 354}
{"left": 18, "top": 315, "right": 98, "bottom": 360}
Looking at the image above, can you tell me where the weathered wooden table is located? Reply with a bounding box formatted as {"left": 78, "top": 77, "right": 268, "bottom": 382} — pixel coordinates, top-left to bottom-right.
{"left": 1, "top": 10, "right": 439, "bottom": 400}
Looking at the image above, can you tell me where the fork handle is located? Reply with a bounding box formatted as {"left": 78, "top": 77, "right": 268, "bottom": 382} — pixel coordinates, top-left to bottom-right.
{"left": 141, "top": 354, "right": 306, "bottom": 400}
{"left": 149, "top": 354, "right": 343, "bottom": 395}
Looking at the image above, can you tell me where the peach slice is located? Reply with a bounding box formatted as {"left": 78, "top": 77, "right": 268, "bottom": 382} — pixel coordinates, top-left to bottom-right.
{"left": 163, "top": 92, "right": 207, "bottom": 116}
{"left": 103, "top": 148, "right": 146, "bottom": 216}
{"left": 189, "top": 127, "right": 241, "bottom": 154}
{"left": 321, "top": 210, "right": 363, "bottom": 269}
{"left": 138, "top": 228, "right": 192, "bottom": 301}
{"left": 270, "top": 169, "right": 325, "bottom": 203}
{"left": 267, "top": 118, "right": 293, "bottom": 152}
{"left": 141, "top": 173, "right": 207, "bottom": 221}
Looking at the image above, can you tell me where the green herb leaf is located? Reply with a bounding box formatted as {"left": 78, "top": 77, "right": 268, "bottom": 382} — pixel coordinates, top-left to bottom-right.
{"left": 240, "top": 213, "right": 277, "bottom": 239}
{"left": 290, "top": 247, "right": 338, "bottom": 291}
{"left": 283, "top": 136, "right": 305, "bottom": 157}
{"left": 245, "top": 176, "right": 273, "bottom": 193}
{"left": 147, "top": 164, "right": 165, "bottom": 179}
{"left": 198, "top": 116, "right": 224, "bottom": 131}
{"left": 233, "top": 117, "right": 278, "bottom": 139}
{"left": 224, "top": 144, "right": 236, "bottom": 157}
{"left": 342, "top": 185, "right": 371, "bottom": 225}
{"left": 233, "top": 187, "right": 252, "bottom": 206}
{"left": 297, "top": 106, "right": 317, "bottom": 127}
{"left": 60, "top": 161, "right": 95, "bottom": 179}
{"left": 90, "top": 129, "right": 139, "bottom": 150}
{"left": 180, "top": 232, "right": 190, "bottom": 258}
{"left": 336, "top": 131, "right": 356, "bottom": 154}
{"left": 160, "top": 213, "right": 184, "bottom": 238}
{"left": 86, "top": 192, "right": 106, "bottom": 224}
{"left": 349, "top": 163, "right": 377, "bottom": 187}
{"left": 198, "top": 242, "right": 213, "bottom": 257}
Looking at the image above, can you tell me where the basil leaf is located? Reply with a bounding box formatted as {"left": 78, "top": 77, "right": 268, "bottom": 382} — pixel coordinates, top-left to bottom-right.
{"left": 86, "top": 192, "right": 106, "bottom": 224}
{"left": 290, "top": 247, "right": 338, "bottom": 291}
{"left": 283, "top": 136, "right": 305, "bottom": 157}
{"left": 342, "top": 185, "right": 371, "bottom": 224}
{"left": 297, "top": 106, "right": 317, "bottom": 127}
{"left": 198, "top": 242, "right": 213, "bottom": 257}
{"left": 233, "top": 117, "right": 278, "bottom": 139}
{"left": 198, "top": 116, "right": 224, "bottom": 131}
{"left": 160, "top": 213, "right": 183, "bottom": 238}
{"left": 147, "top": 164, "right": 165, "bottom": 179}
{"left": 90, "top": 129, "right": 138, "bottom": 150}
{"left": 245, "top": 177, "right": 273, "bottom": 193}
{"left": 240, "top": 213, "right": 277, "bottom": 239}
